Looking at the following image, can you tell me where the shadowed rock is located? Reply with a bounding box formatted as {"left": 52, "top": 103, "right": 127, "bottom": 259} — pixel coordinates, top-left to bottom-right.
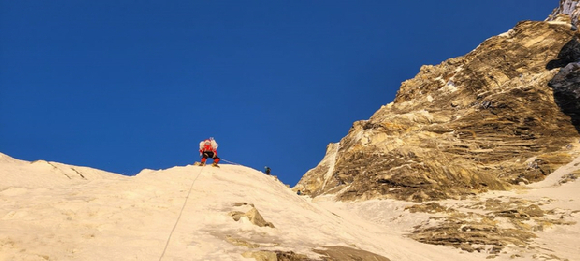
{"left": 242, "top": 250, "right": 315, "bottom": 261}
{"left": 243, "top": 247, "right": 390, "bottom": 261}
{"left": 548, "top": 38, "right": 580, "bottom": 131}
{"left": 313, "top": 246, "right": 391, "bottom": 261}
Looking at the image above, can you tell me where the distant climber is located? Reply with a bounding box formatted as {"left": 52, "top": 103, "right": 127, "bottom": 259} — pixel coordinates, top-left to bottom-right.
{"left": 195, "top": 137, "right": 220, "bottom": 167}
{"left": 264, "top": 166, "right": 271, "bottom": 175}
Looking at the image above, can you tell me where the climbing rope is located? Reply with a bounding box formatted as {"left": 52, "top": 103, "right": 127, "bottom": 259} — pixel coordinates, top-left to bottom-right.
{"left": 220, "top": 158, "right": 243, "bottom": 166}
{"left": 158, "top": 166, "right": 204, "bottom": 261}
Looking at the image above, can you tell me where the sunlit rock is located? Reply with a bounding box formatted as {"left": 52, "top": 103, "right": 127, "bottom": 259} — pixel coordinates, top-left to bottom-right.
{"left": 297, "top": 10, "right": 580, "bottom": 202}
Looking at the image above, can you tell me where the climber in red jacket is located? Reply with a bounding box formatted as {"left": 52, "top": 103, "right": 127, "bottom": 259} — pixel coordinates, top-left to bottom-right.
{"left": 197, "top": 137, "right": 220, "bottom": 167}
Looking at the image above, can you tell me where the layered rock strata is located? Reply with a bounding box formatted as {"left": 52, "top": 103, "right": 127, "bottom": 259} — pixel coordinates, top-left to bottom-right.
{"left": 297, "top": 11, "right": 580, "bottom": 202}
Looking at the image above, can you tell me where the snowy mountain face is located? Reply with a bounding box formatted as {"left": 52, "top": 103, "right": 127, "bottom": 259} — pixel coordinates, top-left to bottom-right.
{"left": 3, "top": 2, "right": 580, "bottom": 261}
{"left": 0, "top": 153, "right": 458, "bottom": 261}
{"left": 1, "top": 153, "right": 393, "bottom": 260}
{"left": 1, "top": 153, "right": 579, "bottom": 260}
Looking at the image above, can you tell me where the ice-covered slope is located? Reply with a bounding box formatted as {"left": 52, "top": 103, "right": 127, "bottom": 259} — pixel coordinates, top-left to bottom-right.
{"left": 0, "top": 152, "right": 127, "bottom": 189}
{"left": 0, "top": 154, "right": 480, "bottom": 261}
{"left": 1, "top": 153, "right": 578, "bottom": 260}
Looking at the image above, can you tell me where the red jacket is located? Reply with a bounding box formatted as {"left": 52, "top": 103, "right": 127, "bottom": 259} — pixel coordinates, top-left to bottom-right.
{"left": 199, "top": 140, "right": 217, "bottom": 153}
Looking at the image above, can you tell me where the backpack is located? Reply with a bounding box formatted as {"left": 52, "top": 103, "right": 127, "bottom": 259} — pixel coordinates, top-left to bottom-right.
{"left": 199, "top": 138, "right": 218, "bottom": 152}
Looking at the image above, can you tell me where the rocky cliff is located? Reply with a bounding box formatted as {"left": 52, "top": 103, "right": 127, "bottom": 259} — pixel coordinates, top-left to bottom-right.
{"left": 296, "top": 1, "right": 580, "bottom": 202}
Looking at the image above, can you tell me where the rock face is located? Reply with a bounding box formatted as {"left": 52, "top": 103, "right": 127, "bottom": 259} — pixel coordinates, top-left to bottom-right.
{"left": 547, "top": 0, "right": 580, "bottom": 28}
{"left": 297, "top": 7, "right": 580, "bottom": 202}
{"left": 313, "top": 246, "right": 391, "bottom": 261}
{"left": 243, "top": 247, "right": 391, "bottom": 261}
{"left": 230, "top": 203, "right": 276, "bottom": 228}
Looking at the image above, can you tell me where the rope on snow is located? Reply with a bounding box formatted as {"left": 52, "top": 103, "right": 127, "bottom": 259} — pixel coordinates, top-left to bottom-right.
{"left": 220, "top": 158, "right": 243, "bottom": 166}
{"left": 158, "top": 166, "right": 204, "bottom": 261}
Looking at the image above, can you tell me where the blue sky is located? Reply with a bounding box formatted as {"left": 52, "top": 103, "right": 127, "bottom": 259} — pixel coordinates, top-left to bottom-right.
{"left": 0, "top": 1, "right": 556, "bottom": 186}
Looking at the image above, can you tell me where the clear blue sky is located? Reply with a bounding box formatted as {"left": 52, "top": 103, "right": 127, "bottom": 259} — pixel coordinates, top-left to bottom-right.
{"left": 0, "top": 1, "right": 556, "bottom": 186}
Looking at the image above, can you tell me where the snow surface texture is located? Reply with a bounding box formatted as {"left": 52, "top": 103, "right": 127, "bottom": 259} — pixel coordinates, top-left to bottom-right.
{"left": 0, "top": 152, "right": 579, "bottom": 261}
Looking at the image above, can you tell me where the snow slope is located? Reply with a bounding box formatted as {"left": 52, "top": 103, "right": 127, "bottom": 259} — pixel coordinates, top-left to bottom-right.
{"left": 1, "top": 152, "right": 579, "bottom": 260}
